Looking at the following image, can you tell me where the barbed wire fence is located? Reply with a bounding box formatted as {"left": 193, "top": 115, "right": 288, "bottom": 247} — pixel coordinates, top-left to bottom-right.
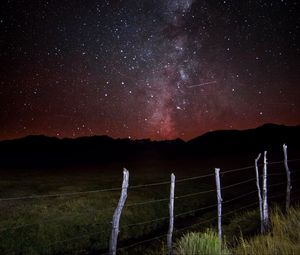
{"left": 0, "top": 144, "right": 299, "bottom": 254}
{"left": 2, "top": 182, "right": 300, "bottom": 255}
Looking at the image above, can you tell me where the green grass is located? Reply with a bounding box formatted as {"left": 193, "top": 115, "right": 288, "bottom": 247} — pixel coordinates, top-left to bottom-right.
{"left": 175, "top": 206, "right": 300, "bottom": 255}
{"left": 234, "top": 206, "right": 300, "bottom": 255}
{"left": 175, "top": 230, "right": 230, "bottom": 255}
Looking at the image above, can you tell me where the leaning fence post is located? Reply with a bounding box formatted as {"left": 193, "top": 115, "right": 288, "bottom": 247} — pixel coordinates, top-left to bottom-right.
{"left": 283, "top": 144, "right": 291, "bottom": 212}
{"left": 109, "top": 168, "right": 129, "bottom": 255}
{"left": 262, "top": 151, "right": 268, "bottom": 232}
{"left": 215, "top": 168, "right": 222, "bottom": 241}
{"left": 167, "top": 173, "right": 175, "bottom": 255}
{"left": 254, "top": 153, "right": 264, "bottom": 233}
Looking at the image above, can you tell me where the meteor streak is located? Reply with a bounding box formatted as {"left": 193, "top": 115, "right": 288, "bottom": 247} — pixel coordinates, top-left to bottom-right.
{"left": 187, "top": 81, "right": 217, "bottom": 88}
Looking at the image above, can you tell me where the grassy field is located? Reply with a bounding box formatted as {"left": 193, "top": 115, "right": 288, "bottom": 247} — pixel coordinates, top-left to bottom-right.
{"left": 172, "top": 206, "right": 300, "bottom": 255}
{"left": 0, "top": 159, "right": 211, "bottom": 254}
{"left": 0, "top": 155, "right": 299, "bottom": 254}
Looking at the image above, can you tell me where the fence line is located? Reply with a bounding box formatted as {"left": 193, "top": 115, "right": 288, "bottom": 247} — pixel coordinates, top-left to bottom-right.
{"left": 24, "top": 197, "right": 300, "bottom": 252}
{"left": 174, "top": 198, "right": 269, "bottom": 234}
{"left": 121, "top": 189, "right": 265, "bottom": 228}
{"left": 46, "top": 192, "right": 289, "bottom": 252}
{"left": 0, "top": 193, "right": 250, "bottom": 233}
{"left": 174, "top": 201, "right": 259, "bottom": 234}
{"left": 1, "top": 178, "right": 299, "bottom": 235}
{"left": 1, "top": 158, "right": 299, "bottom": 203}
{"left": 124, "top": 186, "right": 298, "bottom": 230}
{"left": 0, "top": 183, "right": 259, "bottom": 233}
{"left": 0, "top": 185, "right": 262, "bottom": 233}
{"left": 40, "top": 191, "right": 292, "bottom": 255}
{"left": 1, "top": 152, "right": 300, "bottom": 254}
{"left": 114, "top": 173, "right": 300, "bottom": 251}
{"left": 107, "top": 181, "right": 299, "bottom": 254}
{"left": 0, "top": 178, "right": 298, "bottom": 229}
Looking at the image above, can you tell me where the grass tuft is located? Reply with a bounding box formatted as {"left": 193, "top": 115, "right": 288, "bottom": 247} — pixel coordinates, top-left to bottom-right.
{"left": 175, "top": 230, "right": 230, "bottom": 255}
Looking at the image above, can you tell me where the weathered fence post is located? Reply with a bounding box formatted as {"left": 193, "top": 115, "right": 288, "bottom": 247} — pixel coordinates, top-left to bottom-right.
{"left": 262, "top": 151, "right": 268, "bottom": 233}
{"left": 254, "top": 153, "right": 264, "bottom": 233}
{"left": 109, "top": 168, "right": 129, "bottom": 255}
{"left": 283, "top": 144, "right": 291, "bottom": 212}
{"left": 215, "top": 168, "right": 222, "bottom": 242}
{"left": 167, "top": 173, "right": 175, "bottom": 255}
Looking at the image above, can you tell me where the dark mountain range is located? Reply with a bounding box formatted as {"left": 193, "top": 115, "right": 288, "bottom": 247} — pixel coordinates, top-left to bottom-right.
{"left": 188, "top": 123, "right": 300, "bottom": 154}
{"left": 0, "top": 123, "right": 299, "bottom": 168}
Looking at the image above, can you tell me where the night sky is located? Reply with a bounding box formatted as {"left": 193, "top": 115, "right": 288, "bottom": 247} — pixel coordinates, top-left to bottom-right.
{"left": 0, "top": 0, "right": 299, "bottom": 141}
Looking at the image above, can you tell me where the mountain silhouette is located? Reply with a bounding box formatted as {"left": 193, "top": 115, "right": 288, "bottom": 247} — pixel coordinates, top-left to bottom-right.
{"left": 0, "top": 123, "right": 299, "bottom": 168}
{"left": 187, "top": 123, "right": 300, "bottom": 154}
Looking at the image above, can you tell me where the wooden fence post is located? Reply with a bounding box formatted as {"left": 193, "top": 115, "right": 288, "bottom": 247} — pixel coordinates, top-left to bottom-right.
{"left": 262, "top": 151, "right": 268, "bottom": 233}
{"left": 167, "top": 173, "right": 175, "bottom": 255}
{"left": 283, "top": 144, "right": 291, "bottom": 212}
{"left": 254, "top": 153, "right": 264, "bottom": 233}
{"left": 215, "top": 168, "right": 222, "bottom": 241}
{"left": 109, "top": 168, "right": 129, "bottom": 255}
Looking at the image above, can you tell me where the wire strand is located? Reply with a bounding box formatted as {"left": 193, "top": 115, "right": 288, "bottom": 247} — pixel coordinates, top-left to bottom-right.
{"left": 176, "top": 173, "right": 215, "bottom": 183}
{"left": 223, "top": 190, "right": 257, "bottom": 204}
{"left": 221, "top": 177, "right": 257, "bottom": 190}
{"left": 175, "top": 188, "right": 216, "bottom": 199}
{"left": 123, "top": 216, "right": 169, "bottom": 228}
{"left": 174, "top": 204, "right": 217, "bottom": 218}
{"left": 221, "top": 165, "right": 254, "bottom": 174}
{"left": 129, "top": 180, "right": 170, "bottom": 189}
{"left": 126, "top": 197, "right": 169, "bottom": 207}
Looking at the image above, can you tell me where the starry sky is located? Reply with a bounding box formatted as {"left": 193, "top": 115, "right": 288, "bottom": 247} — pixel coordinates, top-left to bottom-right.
{"left": 0, "top": 0, "right": 299, "bottom": 141}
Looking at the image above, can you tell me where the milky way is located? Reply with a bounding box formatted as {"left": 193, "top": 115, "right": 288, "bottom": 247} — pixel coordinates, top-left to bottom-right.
{"left": 0, "top": 0, "right": 299, "bottom": 140}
